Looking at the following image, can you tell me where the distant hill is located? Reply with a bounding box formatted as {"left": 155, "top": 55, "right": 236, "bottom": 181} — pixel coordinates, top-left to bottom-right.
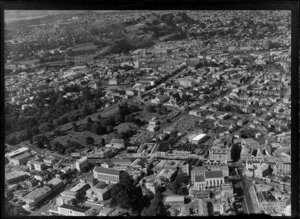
{"left": 105, "top": 12, "right": 197, "bottom": 55}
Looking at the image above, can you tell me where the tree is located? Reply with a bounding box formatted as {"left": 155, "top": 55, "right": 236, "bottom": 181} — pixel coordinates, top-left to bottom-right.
{"left": 145, "top": 105, "right": 156, "bottom": 113}
{"left": 72, "top": 122, "right": 77, "bottom": 132}
{"left": 141, "top": 187, "right": 168, "bottom": 216}
{"left": 101, "top": 138, "right": 105, "bottom": 146}
{"left": 231, "top": 143, "right": 241, "bottom": 162}
{"left": 86, "top": 136, "right": 95, "bottom": 145}
{"left": 33, "top": 134, "right": 47, "bottom": 149}
{"left": 170, "top": 170, "right": 189, "bottom": 194}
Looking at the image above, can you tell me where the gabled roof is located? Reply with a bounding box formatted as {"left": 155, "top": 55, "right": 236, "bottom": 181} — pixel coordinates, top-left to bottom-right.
{"left": 205, "top": 170, "right": 223, "bottom": 179}
{"left": 93, "top": 166, "right": 120, "bottom": 176}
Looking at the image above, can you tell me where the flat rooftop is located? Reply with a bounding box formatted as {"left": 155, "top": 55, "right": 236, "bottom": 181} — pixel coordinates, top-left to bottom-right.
{"left": 23, "top": 186, "right": 51, "bottom": 201}
{"left": 6, "top": 147, "right": 29, "bottom": 158}
{"left": 93, "top": 166, "right": 120, "bottom": 176}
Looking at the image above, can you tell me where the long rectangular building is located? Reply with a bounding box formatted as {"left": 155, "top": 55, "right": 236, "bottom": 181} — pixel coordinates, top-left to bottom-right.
{"left": 22, "top": 186, "right": 52, "bottom": 209}
{"left": 93, "top": 166, "right": 121, "bottom": 184}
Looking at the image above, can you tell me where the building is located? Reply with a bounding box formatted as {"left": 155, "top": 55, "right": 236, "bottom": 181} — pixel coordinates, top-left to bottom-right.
{"left": 147, "top": 117, "right": 159, "bottom": 132}
{"left": 34, "top": 171, "right": 49, "bottom": 181}
{"left": 192, "top": 167, "right": 224, "bottom": 191}
{"left": 156, "top": 169, "right": 176, "bottom": 185}
{"left": 209, "top": 147, "right": 231, "bottom": 162}
{"left": 109, "top": 78, "right": 118, "bottom": 85}
{"left": 151, "top": 95, "right": 170, "bottom": 104}
{"left": 75, "top": 157, "right": 89, "bottom": 172}
{"left": 256, "top": 191, "right": 286, "bottom": 213}
{"left": 47, "top": 178, "right": 64, "bottom": 191}
{"left": 58, "top": 191, "right": 77, "bottom": 206}
{"left": 93, "top": 166, "right": 121, "bottom": 184}
{"left": 87, "top": 148, "right": 113, "bottom": 163}
{"left": 111, "top": 158, "right": 132, "bottom": 171}
{"left": 273, "top": 162, "right": 291, "bottom": 176}
{"left": 22, "top": 186, "right": 52, "bottom": 209}
{"left": 221, "top": 183, "right": 234, "bottom": 197}
{"left": 6, "top": 147, "right": 29, "bottom": 159}
{"left": 43, "top": 156, "right": 56, "bottom": 166}
{"left": 86, "top": 181, "right": 115, "bottom": 202}
{"left": 178, "top": 77, "right": 195, "bottom": 88}
{"left": 254, "top": 163, "right": 270, "bottom": 178}
{"left": 164, "top": 195, "right": 185, "bottom": 207}
{"left": 188, "top": 133, "right": 207, "bottom": 144}
{"left": 32, "top": 161, "right": 46, "bottom": 171}
{"left": 57, "top": 204, "right": 94, "bottom": 216}
{"left": 70, "top": 182, "right": 90, "bottom": 197}
{"left": 9, "top": 152, "right": 32, "bottom": 166}
{"left": 106, "top": 138, "right": 125, "bottom": 150}
{"left": 5, "top": 171, "right": 30, "bottom": 185}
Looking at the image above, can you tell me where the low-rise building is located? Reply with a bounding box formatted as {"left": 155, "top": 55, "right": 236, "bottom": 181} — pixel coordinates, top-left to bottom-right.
{"left": 164, "top": 195, "right": 185, "bottom": 207}
{"left": 93, "top": 166, "right": 121, "bottom": 184}
{"left": 75, "top": 157, "right": 89, "bottom": 172}
{"left": 5, "top": 171, "right": 30, "bottom": 185}
{"left": 86, "top": 181, "right": 115, "bottom": 202}
{"left": 9, "top": 152, "right": 32, "bottom": 166}
{"left": 22, "top": 186, "right": 52, "bottom": 209}
{"left": 57, "top": 204, "right": 94, "bottom": 216}
{"left": 47, "top": 178, "right": 64, "bottom": 191}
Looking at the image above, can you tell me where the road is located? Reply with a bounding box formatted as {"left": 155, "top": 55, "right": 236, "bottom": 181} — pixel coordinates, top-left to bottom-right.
{"left": 234, "top": 168, "right": 256, "bottom": 214}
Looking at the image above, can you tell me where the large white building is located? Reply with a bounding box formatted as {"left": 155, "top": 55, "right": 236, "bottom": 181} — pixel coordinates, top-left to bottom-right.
{"left": 192, "top": 167, "right": 224, "bottom": 191}
{"left": 75, "top": 157, "right": 88, "bottom": 172}
{"left": 93, "top": 166, "right": 121, "bottom": 184}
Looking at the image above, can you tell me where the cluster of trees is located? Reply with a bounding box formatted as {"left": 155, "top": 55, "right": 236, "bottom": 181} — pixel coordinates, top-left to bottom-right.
{"left": 240, "top": 128, "right": 258, "bottom": 139}
{"left": 176, "top": 143, "right": 198, "bottom": 152}
{"left": 5, "top": 86, "right": 107, "bottom": 145}
{"left": 169, "top": 170, "right": 189, "bottom": 195}
{"left": 141, "top": 187, "right": 168, "bottom": 216}
{"left": 216, "top": 103, "right": 245, "bottom": 114}
{"left": 231, "top": 143, "right": 241, "bottom": 162}
{"left": 110, "top": 172, "right": 150, "bottom": 216}
{"left": 4, "top": 201, "right": 30, "bottom": 217}
{"left": 81, "top": 103, "right": 141, "bottom": 137}
{"left": 110, "top": 171, "right": 169, "bottom": 216}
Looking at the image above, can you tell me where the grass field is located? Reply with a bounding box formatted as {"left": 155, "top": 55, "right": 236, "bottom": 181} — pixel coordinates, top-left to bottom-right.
{"left": 52, "top": 131, "right": 105, "bottom": 146}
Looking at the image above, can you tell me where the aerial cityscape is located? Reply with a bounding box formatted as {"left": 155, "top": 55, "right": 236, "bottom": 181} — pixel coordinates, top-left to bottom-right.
{"left": 4, "top": 10, "right": 291, "bottom": 216}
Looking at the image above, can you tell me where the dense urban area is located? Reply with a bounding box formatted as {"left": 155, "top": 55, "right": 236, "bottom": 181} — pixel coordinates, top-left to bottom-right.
{"left": 4, "top": 10, "right": 291, "bottom": 216}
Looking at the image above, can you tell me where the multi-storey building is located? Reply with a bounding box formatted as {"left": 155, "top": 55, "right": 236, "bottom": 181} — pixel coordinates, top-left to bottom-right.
{"left": 93, "top": 166, "right": 121, "bottom": 184}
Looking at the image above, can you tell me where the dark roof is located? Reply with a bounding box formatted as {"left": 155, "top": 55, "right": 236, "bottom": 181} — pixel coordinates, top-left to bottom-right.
{"left": 94, "top": 181, "right": 108, "bottom": 189}
{"left": 195, "top": 175, "right": 205, "bottom": 182}
{"left": 94, "top": 166, "right": 120, "bottom": 176}
{"left": 205, "top": 170, "right": 223, "bottom": 179}
{"left": 59, "top": 204, "right": 90, "bottom": 213}
{"left": 157, "top": 95, "right": 170, "bottom": 103}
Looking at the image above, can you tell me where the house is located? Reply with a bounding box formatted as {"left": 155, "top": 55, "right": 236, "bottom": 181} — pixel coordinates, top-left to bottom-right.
{"left": 109, "top": 78, "right": 118, "bottom": 85}
{"left": 105, "top": 138, "right": 125, "bottom": 150}
{"left": 151, "top": 95, "right": 170, "bottom": 104}
{"left": 9, "top": 152, "right": 32, "bottom": 166}
{"left": 47, "top": 178, "right": 64, "bottom": 191}
{"left": 147, "top": 117, "right": 159, "bottom": 132}
{"left": 34, "top": 171, "right": 49, "bottom": 181}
